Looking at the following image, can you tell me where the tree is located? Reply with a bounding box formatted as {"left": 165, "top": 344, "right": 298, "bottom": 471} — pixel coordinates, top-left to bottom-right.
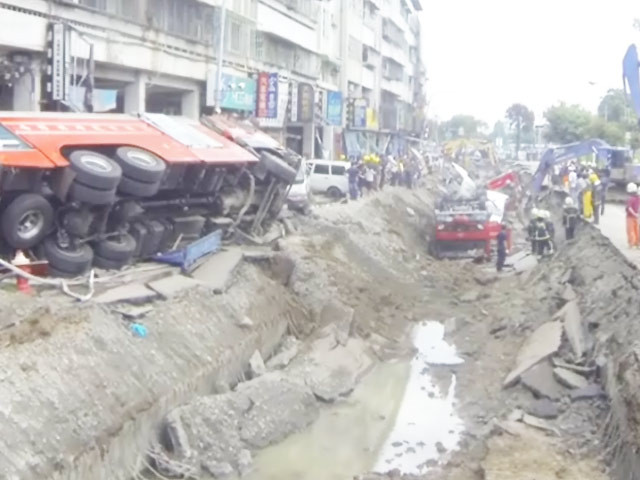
{"left": 597, "top": 89, "right": 631, "bottom": 123}
{"left": 505, "top": 103, "right": 534, "bottom": 155}
{"left": 586, "top": 117, "right": 626, "bottom": 145}
{"left": 440, "top": 114, "right": 487, "bottom": 140}
{"left": 491, "top": 121, "right": 506, "bottom": 141}
{"left": 543, "top": 103, "right": 592, "bottom": 144}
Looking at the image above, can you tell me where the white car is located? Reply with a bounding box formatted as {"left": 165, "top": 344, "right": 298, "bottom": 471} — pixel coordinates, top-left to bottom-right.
{"left": 287, "top": 160, "right": 312, "bottom": 214}
{"left": 308, "top": 160, "right": 349, "bottom": 198}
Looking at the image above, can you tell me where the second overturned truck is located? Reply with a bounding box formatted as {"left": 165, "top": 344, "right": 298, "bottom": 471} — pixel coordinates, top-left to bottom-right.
{"left": 0, "top": 112, "right": 298, "bottom": 276}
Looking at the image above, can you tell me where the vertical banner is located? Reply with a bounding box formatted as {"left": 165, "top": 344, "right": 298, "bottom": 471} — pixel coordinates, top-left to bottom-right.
{"left": 290, "top": 81, "right": 299, "bottom": 122}
{"left": 256, "top": 72, "right": 269, "bottom": 118}
{"left": 326, "top": 91, "right": 343, "bottom": 126}
{"left": 266, "top": 73, "right": 279, "bottom": 119}
{"left": 47, "top": 22, "right": 68, "bottom": 102}
{"left": 298, "top": 83, "right": 314, "bottom": 123}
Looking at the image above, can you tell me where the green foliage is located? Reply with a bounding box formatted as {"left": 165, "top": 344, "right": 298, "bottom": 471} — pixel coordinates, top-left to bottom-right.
{"left": 597, "top": 89, "right": 631, "bottom": 123}
{"left": 506, "top": 103, "right": 535, "bottom": 153}
{"left": 440, "top": 115, "right": 487, "bottom": 140}
{"left": 543, "top": 103, "right": 592, "bottom": 144}
{"left": 586, "top": 117, "right": 626, "bottom": 145}
{"left": 491, "top": 121, "right": 506, "bottom": 141}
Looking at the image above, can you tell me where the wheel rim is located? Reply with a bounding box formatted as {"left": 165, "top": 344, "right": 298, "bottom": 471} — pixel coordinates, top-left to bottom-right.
{"left": 128, "top": 152, "right": 158, "bottom": 168}
{"left": 81, "top": 155, "right": 113, "bottom": 173}
{"left": 17, "top": 210, "right": 44, "bottom": 240}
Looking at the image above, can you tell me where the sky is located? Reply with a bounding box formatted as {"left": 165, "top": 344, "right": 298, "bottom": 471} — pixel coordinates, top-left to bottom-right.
{"left": 421, "top": 0, "right": 640, "bottom": 126}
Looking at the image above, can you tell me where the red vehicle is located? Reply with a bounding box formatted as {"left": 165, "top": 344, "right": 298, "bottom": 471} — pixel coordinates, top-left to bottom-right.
{"left": 0, "top": 112, "right": 297, "bottom": 275}
{"left": 431, "top": 199, "right": 511, "bottom": 260}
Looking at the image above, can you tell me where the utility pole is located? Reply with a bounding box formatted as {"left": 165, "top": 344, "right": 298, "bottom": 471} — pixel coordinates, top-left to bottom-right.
{"left": 214, "top": 0, "right": 228, "bottom": 112}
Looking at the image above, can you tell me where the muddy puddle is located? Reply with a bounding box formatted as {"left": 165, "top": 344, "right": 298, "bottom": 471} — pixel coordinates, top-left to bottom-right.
{"left": 238, "top": 321, "right": 464, "bottom": 480}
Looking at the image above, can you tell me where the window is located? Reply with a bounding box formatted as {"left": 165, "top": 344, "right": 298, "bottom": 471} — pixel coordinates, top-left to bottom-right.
{"left": 314, "top": 164, "right": 330, "bottom": 175}
{"left": 331, "top": 165, "right": 346, "bottom": 176}
{"left": 229, "top": 21, "right": 242, "bottom": 52}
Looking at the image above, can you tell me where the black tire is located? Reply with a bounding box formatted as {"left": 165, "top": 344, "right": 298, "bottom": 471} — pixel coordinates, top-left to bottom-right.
{"left": 48, "top": 267, "right": 80, "bottom": 279}
{"left": 1, "top": 194, "right": 54, "bottom": 249}
{"left": 327, "top": 186, "right": 342, "bottom": 198}
{"left": 43, "top": 238, "right": 93, "bottom": 274}
{"left": 118, "top": 176, "right": 161, "bottom": 197}
{"left": 68, "top": 150, "right": 122, "bottom": 190}
{"left": 69, "top": 182, "right": 117, "bottom": 205}
{"left": 114, "top": 147, "right": 167, "bottom": 183}
{"left": 93, "top": 255, "right": 129, "bottom": 271}
{"left": 260, "top": 152, "right": 297, "bottom": 183}
{"left": 93, "top": 233, "right": 136, "bottom": 261}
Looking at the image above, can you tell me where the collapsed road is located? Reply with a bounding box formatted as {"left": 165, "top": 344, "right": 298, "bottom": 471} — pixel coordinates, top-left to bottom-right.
{"left": 0, "top": 167, "right": 639, "bottom": 480}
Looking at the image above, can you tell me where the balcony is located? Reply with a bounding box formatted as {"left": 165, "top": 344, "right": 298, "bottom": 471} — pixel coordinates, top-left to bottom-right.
{"left": 270, "top": 0, "right": 318, "bottom": 23}
{"left": 257, "top": 0, "right": 318, "bottom": 52}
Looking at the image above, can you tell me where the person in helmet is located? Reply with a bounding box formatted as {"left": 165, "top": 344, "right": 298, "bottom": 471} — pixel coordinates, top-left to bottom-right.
{"left": 562, "top": 197, "right": 579, "bottom": 241}
{"left": 527, "top": 208, "right": 539, "bottom": 254}
{"left": 496, "top": 223, "right": 510, "bottom": 272}
{"left": 589, "top": 173, "right": 602, "bottom": 225}
{"left": 533, "top": 210, "right": 552, "bottom": 256}
{"left": 626, "top": 182, "right": 640, "bottom": 248}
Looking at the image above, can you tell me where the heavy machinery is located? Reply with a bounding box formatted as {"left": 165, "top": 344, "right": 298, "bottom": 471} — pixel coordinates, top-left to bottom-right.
{"left": 442, "top": 138, "right": 498, "bottom": 169}
{"left": 0, "top": 112, "right": 297, "bottom": 276}
{"left": 431, "top": 163, "right": 510, "bottom": 260}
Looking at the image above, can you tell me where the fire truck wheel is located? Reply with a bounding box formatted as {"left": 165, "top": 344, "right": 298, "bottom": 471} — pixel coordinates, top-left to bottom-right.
{"left": 94, "top": 233, "right": 136, "bottom": 262}
{"left": 259, "top": 152, "right": 297, "bottom": 184}
{"left": 2, "top": 194, "right": 54, "bottom": 249}
{"left": 48, "top": 267, "right": 79, "bottom": 279}
{"left": 68, "top": 150, "right": 122, "bottom": 190}
{"left": 118, "top": 176, "right": 161, "bottom": 198}
{"left": 43, "top": 238, "right": 93, "bottom": 275}
{"left": 115, "top": 147, "right": 167, "bottom": 183}
{"left": 69, "top": 182, "right": 117, "bottom": 205}
{"left": 93, "top": 255, "right": 129, "bottom": 271}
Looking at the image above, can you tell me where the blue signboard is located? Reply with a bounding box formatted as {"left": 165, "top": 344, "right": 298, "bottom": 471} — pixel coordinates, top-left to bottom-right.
{"left": 353, "top": 98, "right": 367, "bottom": 128}
{"left": 266, "top": 73, "right": 279, "bottom": 119}
{"left": 220, "top": 74, "right": 257, "bottom": 112}
{"left": 326, "top": 91, "right": 343, "bottom": 126}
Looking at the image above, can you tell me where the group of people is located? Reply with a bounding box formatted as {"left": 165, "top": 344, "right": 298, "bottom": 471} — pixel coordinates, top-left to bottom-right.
{"left": 563, "top": 163, "right": 607, "bottom": 225}
{"left": 344, "top": 153, "right": 424, "bottom": 201}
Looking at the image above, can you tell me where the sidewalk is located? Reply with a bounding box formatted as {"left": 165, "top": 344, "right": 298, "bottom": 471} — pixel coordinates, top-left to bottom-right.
{"left": 594, "top": 203, "right": 640, "bottom": 266}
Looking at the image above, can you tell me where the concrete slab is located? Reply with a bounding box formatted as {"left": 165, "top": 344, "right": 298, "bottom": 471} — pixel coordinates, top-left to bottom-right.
{"left": 551, "top": 358, "right": 595, "bottom": 375}
{"left": 521, "top": 361, "right": 566, "bottom": 400}
{"left": 521, "top": 414, "right": 559, "bottom": 435}
{"left": 555, "top": 301, "right": 586, "bottom": 359}
{"left": 504, "top": 321, "right": 563, "bottom": 387}
{"left": 514, "top": 255, "right": 538, "bottom": 273}
{"left": 190, "top": 249, "right": 243, "bottom": 293}
{"left": 570, "top": 384, "right": 606, "bottom": 401}
{"left": 553, "top": 367, "right": 589, "bottom": 389}
{"left": 526, "top": 399, "right": 559, "bottom": 419}
{"left": 94, "top": 283, "right": 158, "bottom": 304}
{"left": 147, "top": 275, "right": 202, "bottom": 298}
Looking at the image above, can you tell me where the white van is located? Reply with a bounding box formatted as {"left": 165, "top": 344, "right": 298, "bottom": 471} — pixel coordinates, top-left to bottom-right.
{"left": 308, "top": 160, "right": 349, "bottom": 197}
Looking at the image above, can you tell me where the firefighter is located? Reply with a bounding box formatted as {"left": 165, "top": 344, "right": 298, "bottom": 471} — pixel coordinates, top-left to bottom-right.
{"left": 562, "top": 197, "right": 579, "bottom": 241}
{"left": 527, "top": 208, "right": 539, "bottom": 254}
{"left": 496, "top": 223, "right": 509, "bottom": 272}
{"left": 534, "top": 210, "right": 552, "bottom": 256}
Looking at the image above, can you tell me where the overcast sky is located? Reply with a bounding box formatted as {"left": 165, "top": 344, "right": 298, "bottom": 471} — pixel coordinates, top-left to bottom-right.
{"left": 421, "top": 0, "right": 640, "bottom": 126}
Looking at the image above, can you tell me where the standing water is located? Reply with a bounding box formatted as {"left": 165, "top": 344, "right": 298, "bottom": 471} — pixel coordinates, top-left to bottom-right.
{"left": 240, "top": 321, "right": 464, "bottom": 480}
{"left": 374, "top": 321, "right": 464, "bottom": 474}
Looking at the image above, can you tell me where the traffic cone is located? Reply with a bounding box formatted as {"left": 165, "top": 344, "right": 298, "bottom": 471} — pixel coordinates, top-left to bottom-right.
{"left": 12, "top": 250, "right": 32, "bottom": 294}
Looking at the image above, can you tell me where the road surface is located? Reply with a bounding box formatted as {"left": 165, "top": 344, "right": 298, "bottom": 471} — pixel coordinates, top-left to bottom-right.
{"left": 595, "top": 202, "right": 640, "bottom": 266}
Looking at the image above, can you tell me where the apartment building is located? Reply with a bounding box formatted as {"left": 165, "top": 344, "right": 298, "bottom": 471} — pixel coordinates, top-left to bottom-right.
{"left": 0, "top": 0, "right": 424, "bottom": 159}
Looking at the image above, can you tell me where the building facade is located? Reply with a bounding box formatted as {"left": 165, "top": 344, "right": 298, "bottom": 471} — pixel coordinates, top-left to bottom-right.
{"left": 0, "top": 0, "right": 424, "bottom": 159}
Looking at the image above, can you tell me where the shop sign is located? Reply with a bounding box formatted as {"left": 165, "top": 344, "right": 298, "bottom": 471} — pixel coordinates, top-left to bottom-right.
{"left": 266, "top": 73, "right": 279, "bottom": 118}
{"left": 366, "top": 108, "right": 379, "bottom": 129}
{"left": 298, "top": 83, "right": 314, "bottom": 122}
{"left": 326, "top": 91, "right": 343, "bottom": 126}
{"left": 219, "top": 74, "right": 256, "bottom": 111}
{"left": 256, "top": 72, "right": 269, "bottom": 118}
{"left": 353, "top": 98, "right": 368, "bottom": 128}
{"left": 290, "top": 81, "right": 298, "bottom": 122}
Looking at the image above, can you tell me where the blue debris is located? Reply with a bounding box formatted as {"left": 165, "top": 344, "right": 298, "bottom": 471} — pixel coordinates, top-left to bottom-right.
{"left": 130, "top": 323, "right": 148, "bottom": 338}
{"left": 154, "top": 229, "right": 222, "bottom": 271}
